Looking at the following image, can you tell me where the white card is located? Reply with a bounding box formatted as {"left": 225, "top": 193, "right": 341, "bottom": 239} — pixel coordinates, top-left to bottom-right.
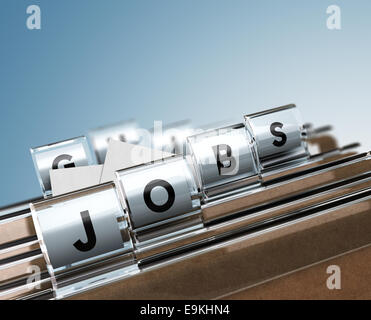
{"left": 99, "top": 140, "right": 174, "bottom": 183}
{"left": 50, "top": 165, "right": 103, "bottom": 196}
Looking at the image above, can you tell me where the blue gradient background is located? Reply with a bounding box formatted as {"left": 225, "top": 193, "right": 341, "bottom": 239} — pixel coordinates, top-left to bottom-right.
{"left": 1, "top": 0, "right": 370, "bottom": 206}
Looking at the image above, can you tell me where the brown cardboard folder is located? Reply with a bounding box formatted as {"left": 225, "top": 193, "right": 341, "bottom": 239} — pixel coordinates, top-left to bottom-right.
{"left": 70, "top": 157, "right": 371, "bottom": 300}
{"left": 1, "top": 147, "right": 370, "bottom": 300}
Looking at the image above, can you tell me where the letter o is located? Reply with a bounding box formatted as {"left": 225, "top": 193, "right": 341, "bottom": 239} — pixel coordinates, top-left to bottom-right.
{"left": 143, "top": 179, "right": 175, "bottom": 213}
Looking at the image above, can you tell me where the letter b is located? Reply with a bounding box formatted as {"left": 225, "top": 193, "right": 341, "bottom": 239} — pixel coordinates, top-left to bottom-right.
{"left": 212, "top": 144, "right": 237, "bottom": 176}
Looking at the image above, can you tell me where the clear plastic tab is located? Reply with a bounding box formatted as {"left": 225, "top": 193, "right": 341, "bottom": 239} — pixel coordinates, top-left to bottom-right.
{"left": 187, "top": 124, "right": 260, "bottom": 197}
{"left": 115, "top": 156, "right": 201, "bottom": 230}
{"left": 151, "top": 120, "right": 194, "bottom": 155}
{"left": 89, "top": 120, "right": 141, "bottom": 164}
{"left": 31, "top": 184, "right": 133, "bottom": 285}
{"left": 30, "top": 136, "right": 95, "bottom": 197}
{"left": 244, "top": 104, "right": 309, "bottom": 170}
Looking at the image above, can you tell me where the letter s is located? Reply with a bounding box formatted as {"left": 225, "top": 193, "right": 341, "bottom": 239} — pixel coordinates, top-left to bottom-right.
{"left": 270, "top": 122, "right": 287, "bottom": 147}
{"left": 212, "top": 144, "right": 237, "bottom": 175}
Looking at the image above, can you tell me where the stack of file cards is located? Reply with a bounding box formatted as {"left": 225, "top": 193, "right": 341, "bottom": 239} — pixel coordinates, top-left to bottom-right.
{"left": 1, "top": 104, "right": 370, "bottom": 300}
